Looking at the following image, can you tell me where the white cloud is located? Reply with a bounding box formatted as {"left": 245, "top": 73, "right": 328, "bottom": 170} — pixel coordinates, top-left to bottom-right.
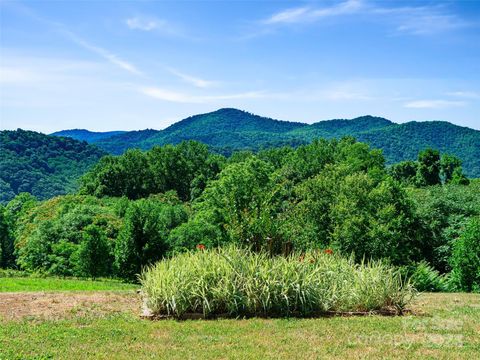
{"left": 404, "top": 100, "right": 466, "bottom": 109}
{"left": 394, "top": 13, "right": 470, "bottom": 35}
{"left": 126, "top": 17, "right": 162, "bottom": 31}
{"left": 63, "top": 32, "right": 143, "bottom": 76}
{"left": 260, "top": 0, "right": 470, "bottom": 36}
{"left": 0, "top": 3, "right": 145, "bottom": 77}
{"left": 167, "top": 68, "right": 219, "bottom": 88}
{"left": 263, "top": 0, "right": 363, "bottom": 25}
{"left": 447, "top": 91, "right": 480, "bottom": 99}
{"left": 140, "top": 87, "right": 265, "bottom": 103}
{"left": 125, "top": 16, "right": 184, "bottom": 37}
{"left": 263, "top": 7, "right": 310, "bottom": 24}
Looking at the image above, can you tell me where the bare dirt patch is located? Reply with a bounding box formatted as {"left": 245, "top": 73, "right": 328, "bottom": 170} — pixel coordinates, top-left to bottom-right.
{"left": 0, "top": 291, "right": 141, "bottom": 321}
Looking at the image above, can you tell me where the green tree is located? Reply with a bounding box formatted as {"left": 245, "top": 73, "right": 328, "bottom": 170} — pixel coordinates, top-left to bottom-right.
{"left": 390, "top": 161, "right": 417, "bottom": 184}
{"left": 74, "top": 224, "right": 112, "bottom": 278}
{"left": 14, "top": 195, "right": 122, "bottom": 276}
{"left": 114, "top": 197, "right": 187, "bottom": 280}
{"left": 416, "top": 149, "right": 441, "bottom": 186}
{"left": 450, "top": 217, "right": 480, "bottom": 292}
{"left": 80, "top": 149, "right": 152, "bottom": 199}
{"left": 195, "top": 157, "right": 277, "bottom": 250}
{"left": 0, "top": 205, "right": 15, "bottom": 268}
{"left": 440, "top": 154, "right": 462, "bottom": 184}
{"left": 331, "top": 174, "right": 419, "bottom": 265}
{"left": 450, "top": 167, "right": 470, "bottom": 185}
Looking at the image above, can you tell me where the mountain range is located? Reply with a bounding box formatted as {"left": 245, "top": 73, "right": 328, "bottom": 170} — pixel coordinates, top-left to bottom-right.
{"left": 0, "top": 129, "right": 106, "bottom": 202}
{"left": 51, "top": 108, "right": 480, "bottom": 177}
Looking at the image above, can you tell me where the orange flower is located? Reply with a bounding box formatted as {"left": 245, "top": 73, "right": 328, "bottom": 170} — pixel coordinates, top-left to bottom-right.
{"left": 324, "top": 248, "right": 333, "bottom": 255}
{"left": 196, "top": 244, "right": 206, "bottom": 250}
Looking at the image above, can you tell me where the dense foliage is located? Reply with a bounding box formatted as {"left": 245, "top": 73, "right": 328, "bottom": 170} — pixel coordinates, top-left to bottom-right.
{"left": 53, "top": 108, "right": 480, "bottom": 177}
{"left": 80, "top": 141, "right": 224, "bottom": 201}
{"left": 408, "top": 181, "right": 480, "bottom": 273}
{"left": 50, "top": 129, "right": 126, "bottom": 143}
{"left": 141, "top": 246, "right": 414, "bottom": 319}
{"left": 1, "top": 138, "right": 478, "bottom": 293}
{"left": 0, "top": 130, "right": 106, "bottom": 203}
{"left": 450, "top": 217, "right": 480, "bottom": 292}
{"left": 391, "top": 149, "right": 469, "bottom": 187}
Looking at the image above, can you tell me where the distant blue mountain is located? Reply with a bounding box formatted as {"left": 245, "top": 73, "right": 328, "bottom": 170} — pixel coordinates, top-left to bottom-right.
{"left": 51, "top": 129, "right": 127, "bottom": 143}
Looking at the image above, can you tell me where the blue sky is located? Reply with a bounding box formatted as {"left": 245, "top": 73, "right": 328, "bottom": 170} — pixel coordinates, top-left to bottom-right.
{"left": 1, "top": 0, "right": 479, "bottom": 133}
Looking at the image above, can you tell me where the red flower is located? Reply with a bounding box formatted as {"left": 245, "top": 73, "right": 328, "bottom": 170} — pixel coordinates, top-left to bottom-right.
{"left": 196, "top": 244, "right": 206, "bottom": 250}
{"left": 324, "top": 249, "right": 333, "bottom": 255}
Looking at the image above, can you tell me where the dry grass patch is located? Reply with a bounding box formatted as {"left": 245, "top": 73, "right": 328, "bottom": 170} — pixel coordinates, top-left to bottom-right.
{"left": 0, "top": 291, "right": 140, "bottom": 321}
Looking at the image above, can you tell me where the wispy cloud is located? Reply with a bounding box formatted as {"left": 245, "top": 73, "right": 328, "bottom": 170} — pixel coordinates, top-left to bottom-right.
{"left": 263, "top": 0, "right": 363, "bottom": 25}
{"left": 2, "top": 2, "right": 145, "bottom": 77}
{"left": 259, "top": 0, "right": 471, "bottom": 36}
{"left": 63, "top": 31, "right": 143, "bottom": 76}
{"left": 140, "top": 87, "right": 265, "bottom": 103}
{"left": 126, "top": 17, "right": 162, "bottom": 31}
{"left": 167, "top": 68, "right": 219, "bottom": 88}
{"left": 375, "top": 6, "right": 472, "bottom": 35}
{"left": 404, "top": 99, "right": 466, "bottom": 109}
{"left": 447, "top": 91, "right": 480, "bottom": 99}
{"left": 125, "top": 16, "right": 186, "bottom": 37}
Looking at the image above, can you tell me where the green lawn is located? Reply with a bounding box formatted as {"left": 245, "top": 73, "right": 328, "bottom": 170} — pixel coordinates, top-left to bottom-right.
{"left": 0, "top": 291, "right": 479, "bottom": 359}
{"left": 0, "top": 276, "right": 138, "bottom": 292}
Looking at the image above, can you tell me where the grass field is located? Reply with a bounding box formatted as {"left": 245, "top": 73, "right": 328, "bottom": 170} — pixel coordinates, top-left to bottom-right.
{"left": 0, "top": 276, "right": 138, "bottom": 292}
{"left": 0, "top": 282, "right": 479, "bottom": 359}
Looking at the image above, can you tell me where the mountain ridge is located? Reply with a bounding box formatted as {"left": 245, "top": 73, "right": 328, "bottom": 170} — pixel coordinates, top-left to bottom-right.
{"left": 50, "top": 108, "right": 480, "bottom": 177}
{"left": 50, "top": 129, "right": 127, "bottom": 143}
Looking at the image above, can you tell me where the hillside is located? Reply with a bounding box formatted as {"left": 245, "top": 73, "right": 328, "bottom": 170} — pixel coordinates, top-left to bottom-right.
{"left": 356, "top": 121, "right": 480, "bottom": 172}
{"left": 50, "top": 129, "right": 126, "bottom": 143}
{"left": 94, "top": 108, "right": 307, "bottom": 154}
{"left": 288, "top": 115, "right": 395, "bottom": 140}
{"left": 0, "top": 130, "right": 106, "bottom": 203}
{"left": 52, "top": 108, "right": 480, "bottom": 177}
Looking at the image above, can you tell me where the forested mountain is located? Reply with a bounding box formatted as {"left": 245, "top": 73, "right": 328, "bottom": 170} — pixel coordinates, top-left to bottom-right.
{"left": 94, "top": 108, "right": 307, "bottom": 154}
{"left": 0, "top": 130, "right": 106, "bottom": 203}
{"left": 288, "top": 115, "right": 394, "bottom": 140}
{"left": 50, "top": 129, "right": 126, "bottom": 143}
{"left": 356, "top": 121, "right": 480, "bottom": 177}
{"left": 53, "top": 108, "right": 480, "bottom": 177}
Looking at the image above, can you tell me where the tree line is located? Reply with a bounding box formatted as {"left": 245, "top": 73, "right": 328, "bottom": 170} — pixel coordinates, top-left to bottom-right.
{"left": 1, "top": 138, "right": 478, "bottom": 291}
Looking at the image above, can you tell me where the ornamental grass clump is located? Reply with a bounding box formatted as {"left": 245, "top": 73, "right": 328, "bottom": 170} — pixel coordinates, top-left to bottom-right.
{"left": 140, "top": 246, "right": 414, "bottom": 319}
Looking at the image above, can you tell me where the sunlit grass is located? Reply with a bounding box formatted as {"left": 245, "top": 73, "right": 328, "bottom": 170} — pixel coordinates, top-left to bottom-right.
{"left": 0, "top": 293, "right": 479, "bottom": 359}
{"left": 0, "top": 276, "right": 137, "bottom": 292}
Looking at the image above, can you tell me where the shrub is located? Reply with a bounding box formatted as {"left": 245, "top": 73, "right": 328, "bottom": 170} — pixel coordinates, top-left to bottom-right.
{"left": 73, "top": 224, "right": 112, "bottom": 278}
{"left": 141, "top": 246, "right": 414, "bottom": 319}
{"left": 14, "top": 195, "right": 122, "bottom": 276}
{"left": 114, "top": 197, "right": 188, "bottom": 280}
{"left": 450, "top": 217, "right": 480, "bottom": 292}
{"left": 407, "top": 261, "right": 450, "bottom": 292}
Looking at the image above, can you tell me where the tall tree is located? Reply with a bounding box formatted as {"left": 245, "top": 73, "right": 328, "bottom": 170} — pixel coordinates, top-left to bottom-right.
{"left": 74, "top": 224, "right": 112, "bottom": 279}
{"left": 416, "top": 149, "right": 441, "bottom": 186}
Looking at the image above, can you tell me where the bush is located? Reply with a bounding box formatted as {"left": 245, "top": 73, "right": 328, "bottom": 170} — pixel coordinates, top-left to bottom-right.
{"left": 73, "top": 224, "right": 112, "bottom": 278}
{"left": 114, "top": 197, "right": 188, "bottom": 280}
{"left": 14, "top": 195, "right": 122, "bottom": 276}
{"left": 450, "top": 217, "right": 480, "bottom": 292}
{"left": 141, "top": 246, "right": 414, "bottom": 319}
{"left": 407, "top": 261, "right": 450, "bottom": 292}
